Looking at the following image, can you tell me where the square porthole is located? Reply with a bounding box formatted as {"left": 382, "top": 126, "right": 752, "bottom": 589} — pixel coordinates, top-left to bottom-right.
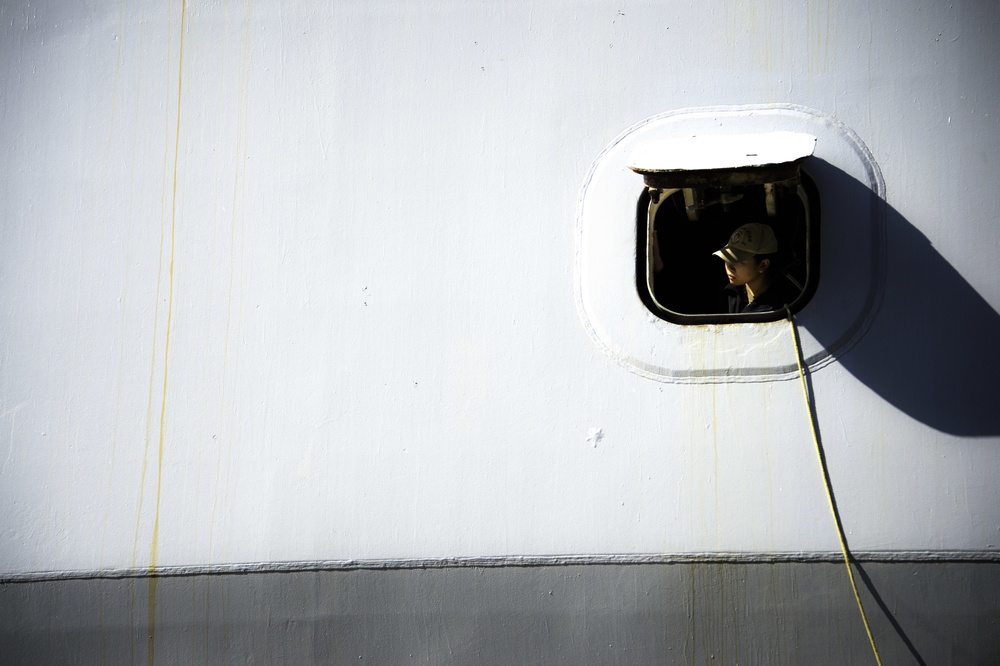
{"left": 628, "top": 133, "right": 820, "bottom": 324}
{"left": 575, "top": 105, "right": 884, "bottom": 383}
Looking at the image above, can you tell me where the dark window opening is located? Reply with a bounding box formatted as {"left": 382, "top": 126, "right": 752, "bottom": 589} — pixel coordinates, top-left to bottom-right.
{"left": 636, "top": 171, "right": 820, "bottom": 324}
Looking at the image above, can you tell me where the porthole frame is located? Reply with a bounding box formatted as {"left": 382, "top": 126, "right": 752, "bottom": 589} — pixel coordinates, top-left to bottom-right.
{"left": 575, "top": 104, "right": 885, "bottom": 384}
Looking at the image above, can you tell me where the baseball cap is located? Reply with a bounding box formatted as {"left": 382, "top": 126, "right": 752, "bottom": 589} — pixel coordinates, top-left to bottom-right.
{"left": 712, "top": 223, "right": 778, "bottom": 262}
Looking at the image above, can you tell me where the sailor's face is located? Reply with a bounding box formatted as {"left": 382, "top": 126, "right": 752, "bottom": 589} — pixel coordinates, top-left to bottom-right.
{"left": 724, "top": 258, "right": 759, "bottom": 286}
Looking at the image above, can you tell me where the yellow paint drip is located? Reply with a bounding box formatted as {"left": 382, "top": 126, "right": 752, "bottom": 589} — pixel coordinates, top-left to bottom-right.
{"left": 147, "top": 1, "right": 188, "bottom": 663}
{"left": 128, "top": 0, "right": 171, "bottom": 651}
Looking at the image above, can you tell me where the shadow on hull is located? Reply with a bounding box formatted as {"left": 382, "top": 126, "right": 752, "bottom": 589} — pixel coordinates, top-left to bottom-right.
{"left": 805, "top": 164, "right": 1000, "bottom": 437}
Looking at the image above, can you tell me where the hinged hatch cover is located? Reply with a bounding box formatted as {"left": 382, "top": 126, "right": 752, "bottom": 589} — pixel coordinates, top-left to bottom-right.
{"left": 628, "top": 132, "right": 817, "bottom": 188}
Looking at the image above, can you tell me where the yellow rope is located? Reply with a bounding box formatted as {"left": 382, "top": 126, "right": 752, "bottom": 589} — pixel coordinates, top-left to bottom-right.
{"left": 784, "top": 306, "right": 883, "bottom": 666}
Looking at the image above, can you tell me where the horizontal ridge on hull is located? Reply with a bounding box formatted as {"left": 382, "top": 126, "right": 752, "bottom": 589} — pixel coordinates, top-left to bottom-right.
{"left": 5, "top": 550, "right": 1000, "bottom": 584}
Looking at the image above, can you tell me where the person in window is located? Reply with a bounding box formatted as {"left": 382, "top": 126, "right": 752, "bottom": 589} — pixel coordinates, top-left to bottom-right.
{"left": 713, "top": 223, "right": 800, "bottom": 313}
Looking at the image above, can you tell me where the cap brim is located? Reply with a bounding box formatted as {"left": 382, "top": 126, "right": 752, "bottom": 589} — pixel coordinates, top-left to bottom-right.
{"left": 712, "top": 247, "right": 754, "bottom": 262}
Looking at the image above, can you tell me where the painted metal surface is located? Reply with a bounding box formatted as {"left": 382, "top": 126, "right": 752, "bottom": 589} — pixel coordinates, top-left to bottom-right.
{"left": 1, "top": 0, "right": 998, "bottom": 661}
{"left": 3, "top": 561, "right": 999, "bottom": 664}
